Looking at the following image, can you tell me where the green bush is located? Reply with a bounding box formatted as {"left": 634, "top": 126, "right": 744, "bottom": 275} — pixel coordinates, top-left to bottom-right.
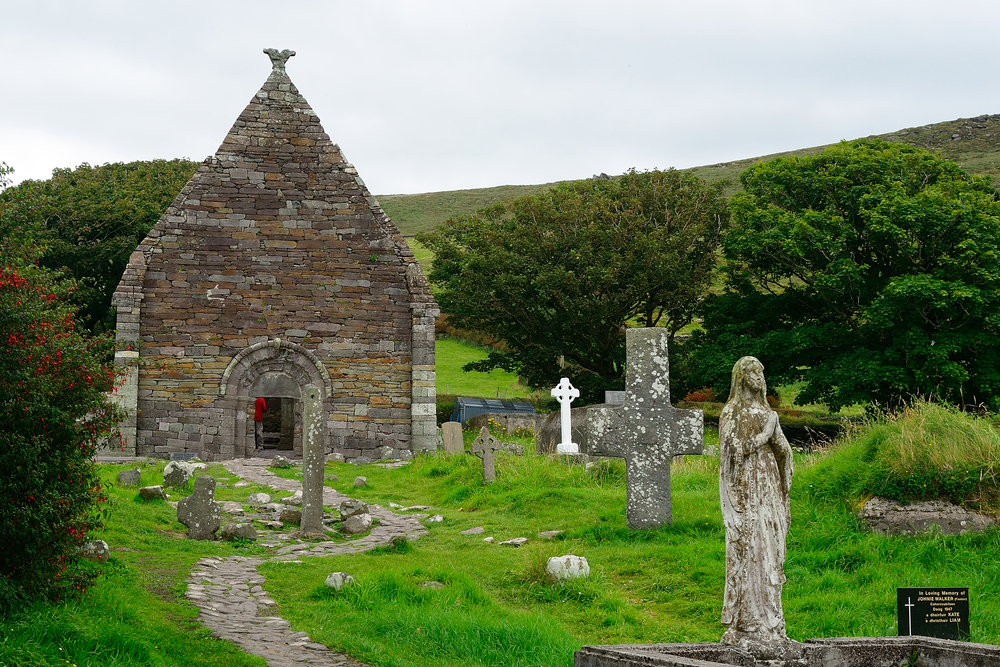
{"left": 0, "top": 192, "right": 124, "bottom": 606}
{"left": 800, "top": 402, "right": 1000, "bottom": 509}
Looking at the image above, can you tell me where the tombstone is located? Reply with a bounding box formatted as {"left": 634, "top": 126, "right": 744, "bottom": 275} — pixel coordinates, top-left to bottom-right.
{"left": 470, "top": 426, "right": 500, "bottom": 483}
{"left": 584, "top": 328, "right": 703, "bottom": 529}
{"left": 551, "top": 377, "right": 580, "bottom": 454}
{"left": 176, "top": 476, "right": 221, "bottom": 540}
{"left": 300, "top": 383, "right": 325, "bottom": 534}
{"left": 605, "top": 391, "right": 626, "bottom": 405}
{"left": 441, "top": 421, "right": 464, "bottom": 454}
{"left": 898, "top": 587, "right": 970, "bottom": 640}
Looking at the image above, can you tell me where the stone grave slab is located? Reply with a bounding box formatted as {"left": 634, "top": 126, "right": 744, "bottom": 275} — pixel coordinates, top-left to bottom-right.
{"left": 177, "top": 476, "right": 221, "bottom": 540}
{"left": 441, "top": 421, "right": 464, "bottom": 454}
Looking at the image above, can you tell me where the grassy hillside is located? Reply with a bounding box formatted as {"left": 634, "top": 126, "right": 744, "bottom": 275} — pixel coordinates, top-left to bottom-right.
{"left": 379, "top": 183, "right": 565, "bottom": 237}
{"left": 380, "top": 113, "right": 1000, "bottom": 233}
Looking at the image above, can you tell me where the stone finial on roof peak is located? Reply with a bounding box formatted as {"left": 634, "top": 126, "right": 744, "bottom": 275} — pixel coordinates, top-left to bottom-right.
{"left": 263, "top": 48, "right": 296, "bottom": 71}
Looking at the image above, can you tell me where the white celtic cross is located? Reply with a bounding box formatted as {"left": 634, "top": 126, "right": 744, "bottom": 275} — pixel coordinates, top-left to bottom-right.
{"left": 551, "top": 377, "right": 580, "bottom": 454}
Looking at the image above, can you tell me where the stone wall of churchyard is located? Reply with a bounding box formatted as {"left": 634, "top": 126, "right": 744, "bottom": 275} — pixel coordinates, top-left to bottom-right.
{"left": 112, "top": 60, "right": 438, "bottom": 461}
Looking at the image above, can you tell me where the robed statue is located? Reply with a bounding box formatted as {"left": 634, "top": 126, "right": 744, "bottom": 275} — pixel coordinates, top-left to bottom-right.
{"left": 719, "top": 356, "right": 794, "bottom": 659}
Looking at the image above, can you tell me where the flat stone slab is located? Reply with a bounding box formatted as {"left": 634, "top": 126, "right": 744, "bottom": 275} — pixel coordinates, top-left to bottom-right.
{"left": 576, "top": 637, "right": 1000, "bottom": 667}
{"left": 860, "top": 496, "right": 995, "bottom": 535}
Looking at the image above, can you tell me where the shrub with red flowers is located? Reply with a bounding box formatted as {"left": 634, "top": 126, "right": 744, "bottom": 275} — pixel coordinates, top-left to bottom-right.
{"left": 0, "top": 164, "right": 124, "bottom": 608}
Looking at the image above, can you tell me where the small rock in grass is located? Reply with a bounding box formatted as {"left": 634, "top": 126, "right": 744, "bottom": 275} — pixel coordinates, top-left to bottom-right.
{"left": 501, "top": 442, "right": 524, "bottom": 456}
{"left": 461, "top": 526, "right": 484, "bottom": 535}
{"left": 500, "top": 537, "right": 528, "bottom": 547}
{"left": 340, "top": 498, "right": 369, "bottom": 517}
{"left": 341, "top": 513, "right": 373, "bottom": 535}
{"left": 80, "top": 540, "right": 110, "bottom": 562}
{"left": 282, "top": 490, "right": 303, "bottom": 506}
{"left": 117, "top": 468, "right": 141, "bottom": 487}
{"left": 538, "top": 530, "right": 563, "bottom": 539}
{"left": 546, "top": 555, "right": 590, "bottom": 580}
{"left": 353, "top": 476, "right": 367, "bottom": 489}
{"left": 221, "top": 501, "right": 244, "bottom": 515}
{"left": 425, "top": 514, "right": 444, "bottom": 524}
{"left": 233, "top": 481, "right": 251, "bottom": 488}
{"left": 247, "top": 492, "right": 271, "bottom": 504}
{"left": 388, "top": 501, "right": 403, "bottom": 508}
{"left": 279, "top": 508, "right": 302, "bottom": 525}
{"left": 271, "top": 455, "right": 292, "bottom": 469}
{"left": 325, "top": 572, "right": 355, "bottom": 590}
{"left": 327, "top": 452, "right": 346, "bottom": 463}
{"left": 325, "top": 474, "right": 339, "bottom": 481}
{"left": 260, "top": 520, "right": 284, "bottom": 530}
{"left": 139, "top": 485, "right": 168, "bottom": 501}
{"left": 221, "top": 523, "right": 258, "bottom": 541}
{"left": 422, "top": 581, "right": 445, "bottom": 590}
{"left": 482, "top": 537, "right": 494, "bottom": 544}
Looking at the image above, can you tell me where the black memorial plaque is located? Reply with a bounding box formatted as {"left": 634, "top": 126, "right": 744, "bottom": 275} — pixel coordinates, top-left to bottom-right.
{"left": 897, "top": 587, "right": 969, "bottom": 640}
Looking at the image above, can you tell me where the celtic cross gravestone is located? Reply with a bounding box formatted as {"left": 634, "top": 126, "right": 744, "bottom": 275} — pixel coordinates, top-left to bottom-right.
{"left": 585, "top": 328, "right": 704, "bottom": 529}
{"left": 551, "top": 377, "right": 580, "bottom": 454}
{"left": 471, "top": 426, "right": 500, "bottom": 483}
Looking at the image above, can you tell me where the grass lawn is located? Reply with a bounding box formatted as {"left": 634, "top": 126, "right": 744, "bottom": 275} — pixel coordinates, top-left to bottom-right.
{"left": 5, "top": 408, "right": 1000, "bottom": 666}
{"left": 435, "top": 337, "right": 534, "bottom": 400}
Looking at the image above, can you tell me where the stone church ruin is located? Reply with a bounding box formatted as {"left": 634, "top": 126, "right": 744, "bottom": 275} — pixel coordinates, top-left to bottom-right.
{"left": 110, "top": 48, "right": 439, "bottom": 462}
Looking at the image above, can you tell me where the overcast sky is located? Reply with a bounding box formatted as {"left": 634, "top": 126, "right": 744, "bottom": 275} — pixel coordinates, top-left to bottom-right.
{"left": 3, "top": 1, "right": 999, "bottom": 195}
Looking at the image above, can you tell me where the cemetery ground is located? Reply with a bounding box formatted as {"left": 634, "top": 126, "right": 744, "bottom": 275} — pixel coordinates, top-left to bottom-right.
{"left": 6, "top": 406, "right": 1000, "bottom": 666}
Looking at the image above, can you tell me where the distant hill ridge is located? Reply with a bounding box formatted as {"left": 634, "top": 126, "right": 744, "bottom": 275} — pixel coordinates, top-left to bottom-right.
{"left": 379, "top": 113, "right": 1000, "bottom": 237}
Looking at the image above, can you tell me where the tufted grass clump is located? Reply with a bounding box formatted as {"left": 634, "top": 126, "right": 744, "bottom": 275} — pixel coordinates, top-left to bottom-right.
{"left": 799, "top": 401, "right": 1000, "bottom": 510}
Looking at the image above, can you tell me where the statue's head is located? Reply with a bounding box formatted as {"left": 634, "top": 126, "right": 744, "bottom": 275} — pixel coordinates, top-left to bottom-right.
{"left": 728, "top": 356, "right": 767, "bottom": 405}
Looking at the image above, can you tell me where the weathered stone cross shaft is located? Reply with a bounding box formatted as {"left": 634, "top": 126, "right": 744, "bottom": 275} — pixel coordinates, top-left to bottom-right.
{"left": 585, "top": 328, "right": 703, "bottom": 529}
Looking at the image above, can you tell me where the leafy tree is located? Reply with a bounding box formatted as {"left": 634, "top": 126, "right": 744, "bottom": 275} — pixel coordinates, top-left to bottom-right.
{"left": 419, "top": 169, "right": 728, "bottom": 403}
{"left": 0, "top": 164, "right": 124, "bottom": 609}
{"left": 0, "top": 160, "right": 199, "bottom": 332}
{"left": 691, "top": 139, "right": 1000, "bottom": 411}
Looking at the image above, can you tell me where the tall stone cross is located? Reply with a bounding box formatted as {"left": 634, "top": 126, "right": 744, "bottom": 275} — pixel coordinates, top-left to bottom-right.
{"left": 551, "top": 377, "right": 580, "bottom": 454}
{"left": 471, "top": 426, "right": 500, "bottom": 483}
{"left": 585, "top": 328, "right": 703, "bottom": 529}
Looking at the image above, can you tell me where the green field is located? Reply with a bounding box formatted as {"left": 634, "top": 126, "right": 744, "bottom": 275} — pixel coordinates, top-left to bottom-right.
{"left": 6, "top": 407, "right": 1000, "bottom": 666}
{"left": 435, "top": 337, "right": 533, "bottom": 399}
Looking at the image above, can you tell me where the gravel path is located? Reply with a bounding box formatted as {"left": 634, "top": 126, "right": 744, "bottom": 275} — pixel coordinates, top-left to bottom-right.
{"left": 183, "top": 458, "right": 427, "bottom": 667}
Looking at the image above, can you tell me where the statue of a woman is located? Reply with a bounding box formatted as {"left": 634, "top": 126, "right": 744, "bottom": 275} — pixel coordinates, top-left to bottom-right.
{"left": 719, "top": 356, "right": 794, "bottom": 658}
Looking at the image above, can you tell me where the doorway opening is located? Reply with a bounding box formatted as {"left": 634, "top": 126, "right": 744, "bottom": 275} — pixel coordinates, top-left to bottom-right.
{"left": 260, "top": 396, "right": 294, "bottom": 450}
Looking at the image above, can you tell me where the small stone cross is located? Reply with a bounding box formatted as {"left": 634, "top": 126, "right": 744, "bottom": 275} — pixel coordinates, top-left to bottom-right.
{"left": 264, "top": 48, "right": 296, "bottom": 72}
{"left": 471, "top": 426, "right": 500, "bottom": 483}
{"left": 551, "top": 377, "right": 580, "bottom": 454}
{"left": 585, "top": 328, "right": 703, "bottom": 529}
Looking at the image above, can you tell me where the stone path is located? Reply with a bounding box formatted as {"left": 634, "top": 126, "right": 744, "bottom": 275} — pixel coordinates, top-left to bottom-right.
{"left": 183, "top": 458, "right": 428, "bottom": 667}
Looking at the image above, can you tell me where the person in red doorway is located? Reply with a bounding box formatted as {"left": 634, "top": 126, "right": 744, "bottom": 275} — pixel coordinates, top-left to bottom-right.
{"left": 254, "top": 396, "right": 267, "bottom": 452}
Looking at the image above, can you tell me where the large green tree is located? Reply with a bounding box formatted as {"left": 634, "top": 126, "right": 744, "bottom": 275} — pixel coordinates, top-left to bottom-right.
{"left": 0, "top": 160, "right": 199, "bottom": 332}
{"left": 0, "top": 164, "right": 124, "bottom": 609}
{"left": 419, "top": 169, "right": 728, "bottom": 403}
{"left": 691, "top": 139, "right": 1000, "bottom": 411}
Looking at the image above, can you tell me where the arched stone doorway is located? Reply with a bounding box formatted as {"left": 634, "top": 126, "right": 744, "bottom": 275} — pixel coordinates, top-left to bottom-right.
{"left": 217, "top": 338, "right": 331, "bottom": 458}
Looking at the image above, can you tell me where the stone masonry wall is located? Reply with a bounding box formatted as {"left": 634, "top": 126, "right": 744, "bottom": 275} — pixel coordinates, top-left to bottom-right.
{"left": 112, "top": 51, "right": 438, "bottom": 461}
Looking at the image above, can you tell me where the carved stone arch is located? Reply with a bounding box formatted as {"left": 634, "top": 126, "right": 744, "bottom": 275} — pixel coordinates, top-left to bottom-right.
{"left": 218, "top": 339, "right": 330, "bottom": 458}
{"left": 220, "top": 337, "right": 331, "bottom": 397}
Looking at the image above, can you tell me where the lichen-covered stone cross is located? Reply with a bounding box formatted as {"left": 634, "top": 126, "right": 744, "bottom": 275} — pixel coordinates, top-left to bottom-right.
{"left": 585, "top": 328, "right": 703, "bottom": 529}
{"left": 471, "top": 426, "right": 500, "bottom": 483}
